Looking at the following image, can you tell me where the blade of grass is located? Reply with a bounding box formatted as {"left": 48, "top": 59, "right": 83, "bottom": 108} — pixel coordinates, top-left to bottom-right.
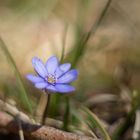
{"left": 111, "top": 90, "right": 140, "bottom": 140}
{"left": 71, "top": 106, "right": 98, "bottom": 138}
{"left": 72, "top": 0, "right": 112, "bottom": 67}
{"left": 60, "top": 23, "right": 68, "bottom": 63}
{"left": 81, "top": 106, "right": 111, "bottom": 140}
{"left": 0, "top": 37, "right": 33, "bottom": 114}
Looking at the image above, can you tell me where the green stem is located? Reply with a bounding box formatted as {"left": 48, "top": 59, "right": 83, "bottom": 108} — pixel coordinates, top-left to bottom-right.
{"left": 63, "top": 96, "right": 70, "bottom": 131}
{"left": 50, "top": 94, "right": 60, "bottom": 116}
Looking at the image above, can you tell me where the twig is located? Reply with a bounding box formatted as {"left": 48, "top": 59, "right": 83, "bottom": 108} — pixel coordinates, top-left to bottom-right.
{"left": 0, "top": 99, "right": 30, "bottom": 122}
{"left": 17, "top": 113, "right": 25, "bottom": 140}
{"left": 133, "top": 109, "right": 140, "bottom": 139}
{"left": 0, "top": 99, "right": 96, "bottom": 140}
{"left": 0, "top": 111, "right": 96, "bottom": 140}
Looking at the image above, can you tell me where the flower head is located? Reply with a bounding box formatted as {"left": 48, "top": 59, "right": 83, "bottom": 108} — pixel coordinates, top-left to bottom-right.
{"left": 26, "top": 56, "right": 78, "bottom": 93}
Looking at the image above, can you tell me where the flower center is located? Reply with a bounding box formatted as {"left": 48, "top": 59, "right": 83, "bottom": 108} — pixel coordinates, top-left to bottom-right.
{"left": 46, "top": 74, "right": 56, "bottom": 85}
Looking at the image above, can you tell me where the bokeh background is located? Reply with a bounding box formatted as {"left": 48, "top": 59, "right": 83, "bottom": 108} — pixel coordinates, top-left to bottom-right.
{"left": 0, "top": 0, "right": 140, "bottom": 140}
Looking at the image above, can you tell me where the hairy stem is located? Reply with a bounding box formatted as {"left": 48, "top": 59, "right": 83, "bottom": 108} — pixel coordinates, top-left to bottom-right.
{"left": 35, "top": 91, "right": 50, "bottom": 125}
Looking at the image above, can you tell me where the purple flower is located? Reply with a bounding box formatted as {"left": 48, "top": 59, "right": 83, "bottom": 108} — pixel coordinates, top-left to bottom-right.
{"left": 26, "top": 56, "right": 78, "bottom": 93}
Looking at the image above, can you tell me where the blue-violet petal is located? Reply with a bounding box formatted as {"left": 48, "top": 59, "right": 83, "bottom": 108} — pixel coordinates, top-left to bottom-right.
{"left": 55, "top": 63, "right": 71, "bottom": 78}
{"left": 57, "top": 69, "right": 78, "bottom": 84}
{"left": 35, "top": 82, "right": 48, "bottom": 89}
{"left": 55, "top": 84, "right": 75, "bottom": 93}
{"left": 46, "top": 85, "right": 57, "bottom": 92}
{"left": 26, "top": 74, "right": 44, "bottom": 83}
{"left": 32, "top": 57, "right": 47, "bottom": 78}
{"left": 45, "top": 56, "right": 59, "bottom": 74}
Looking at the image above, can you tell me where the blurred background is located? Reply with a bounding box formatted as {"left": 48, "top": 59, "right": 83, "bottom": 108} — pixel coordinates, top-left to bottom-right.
{"left": 0, "top": 0, "right": 140, "bottom": 140}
